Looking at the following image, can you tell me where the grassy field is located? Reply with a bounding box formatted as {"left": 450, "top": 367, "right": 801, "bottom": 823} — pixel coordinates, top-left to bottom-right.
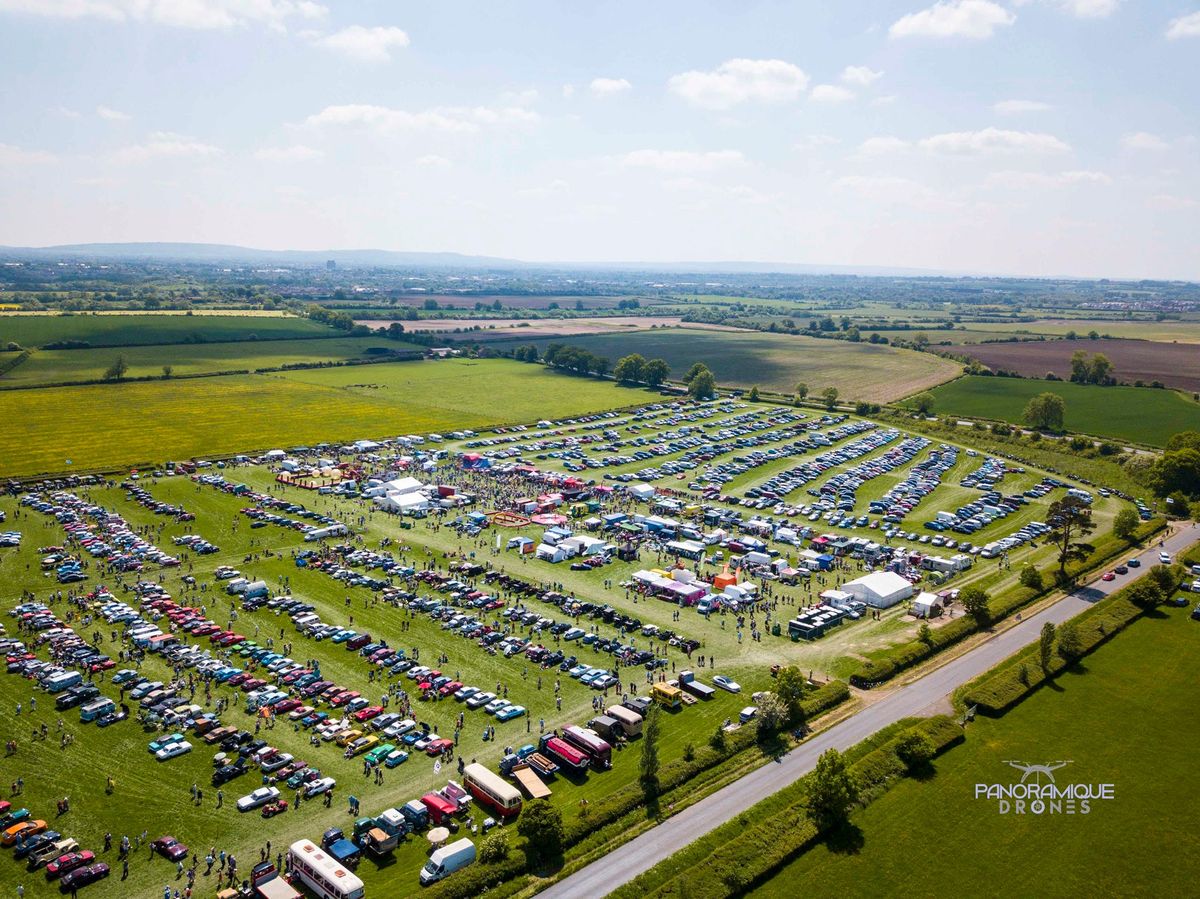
{"left": 0, "top": 313, "right": 334, "bottom": 348}
{"left": 0, "top": 359, "right": 641, "bottom": 477}
{"left": 0, "top": 391, "right": 1150, "bottom": 898}
{"left": 0, "top": 337, "right": 421, "bottom": 387}
{"left": 969, "top": 318, "right": 1200, "bottom": 344}
{"left": 925, "top": 376, "right": 1200, "bottom": 446}
{"left": 749, "top": 602, "right": 1200, "bottom": 899}
{"left": 515, "top": 328, "right": 962, "bottom": 403}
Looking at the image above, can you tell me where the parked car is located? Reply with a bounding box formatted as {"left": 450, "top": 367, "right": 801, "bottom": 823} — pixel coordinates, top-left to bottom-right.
{"left": 150, "top": 836, "right": 189, "bottom": 861}
{"left": 59, "top": 862, "right": 109, "bottom": 893}
{"left": 236, "top": 786, "right": 280, "bottom": 812}
{"left": 713, "top": 675, "right": 741, "bottom": 693}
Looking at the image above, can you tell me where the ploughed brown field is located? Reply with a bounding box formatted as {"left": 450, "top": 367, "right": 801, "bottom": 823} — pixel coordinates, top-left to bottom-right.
{"left": 956, "top": 338, "right": 1200, "bottom": 392}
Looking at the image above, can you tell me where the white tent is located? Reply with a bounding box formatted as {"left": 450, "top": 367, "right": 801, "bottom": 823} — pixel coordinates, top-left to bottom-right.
{"left": 629, "top": 483, "right": 656, "bottom": 501}
{"left": 384, "top": 476, "right": 424, "bottom": 495}
{"left": 843, "top": 571, "right": 914, "bottom": 609}
{"left": 374, "top": 492, "right": 431, "bottom": 513}
{"left": 911, "top": 591, "right": 944, "bottom": 618}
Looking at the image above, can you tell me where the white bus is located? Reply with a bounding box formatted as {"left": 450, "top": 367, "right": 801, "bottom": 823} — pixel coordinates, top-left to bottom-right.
{"left": 287, "top": 840, "right": 365, "bottom": 899}
{"left": 463, "top": 762, "right": 523, "bottom": 820}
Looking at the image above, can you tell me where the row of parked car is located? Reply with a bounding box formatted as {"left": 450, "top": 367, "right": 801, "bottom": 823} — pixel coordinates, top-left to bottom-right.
{"left": 0, "top": 799, "right": 109, "bottom": 892}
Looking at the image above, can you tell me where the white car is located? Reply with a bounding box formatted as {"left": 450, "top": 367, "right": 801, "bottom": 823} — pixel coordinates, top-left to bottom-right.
{"left": 484, "top": 698, "right": 509, "bottom": 714}
{"left": 261, "top": 753, "right": 293, "bottom": 773}
{"left": 304, "top": 776, "right": 336, "bottom": 798}
{"left": 384, "top": 718, "right": 416, "bottom": 739}
{"left": 155, "top": 740, "right": 192, "bottom": 761}
{"left": 713, "top": 676, "right": 741, "bottom": 694}
{"left": 466, "top": 691, "right": 495, "bottom": 710}
{"left": 1159, "top": 552, "right": 1173, "bottom": 564}
{"left": 414, "top": 732, "right": 440, "bottom": 751}
{"left": 236, "top": 786, "right": 280, "bottom": 812}
{"left": 739, "top": 706, "right": 758, "bottom": 723}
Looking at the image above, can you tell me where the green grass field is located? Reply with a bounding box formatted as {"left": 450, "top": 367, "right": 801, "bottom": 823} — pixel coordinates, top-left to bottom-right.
{"left": 0, "top": 313, "right": 334, "bottom": 348}
{"left": 0, "top": 337, "right": 422, "bottom": 386}
{"left": 0, "top": 359, "right": 641, "bottom": 477}
{"left": 749, "top": 602, "right": 1200, "bottom": 899}
{"left": 515, "top": 329, "right": 962, "bottom": 403}
{"left": 964, "top": 318, "right": 1200, "bottom": 344}
{"left": 925, "top": 376, "right": 1200, "bottom": 446}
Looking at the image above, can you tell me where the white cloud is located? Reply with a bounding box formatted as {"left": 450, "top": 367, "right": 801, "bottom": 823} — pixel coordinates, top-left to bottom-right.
{"left": 96, "top": 104, "right": 130, "bottom": 121}
{"left": 253, "top": 144, "right": 322, "bottom": 162}
{"left": 313, "top": 25, "right": 409, "bottom": 62}
{"left": 858, "top": 136, "right": 911, "bottom": 155}
{"left": 1121, "top": 131, "right": 1169, "bottom": 151}
{"left": 561, "top": 84, "right": 576, "bottom": 99}
{"left": 1166, "top": 10, "right": 1200, "bottom": 39}
{"left": 1148, "top": 194, "right": 1197, "bottom": 210}
{"left": 841, "top": 65, "right": 883, "bottom": 86}
{"left": 112, "top": 131, "right": 223, "bottom": 163}
{"left": 984, "top": 169, "right": 1111, "bottom": 189}
{"left": 919, "top": 127, "right": 1070, "bottom": 154}
{"left": 415, "top": 154, "right": 451, "bottom": 167}
{"left": 0, "top": 142, "right": 56, "bottom": 165}
{"left": 871, "top": 94, "right": 898, "bottom": 106}
{"left": 53, "top": 106, "right": 82, "bottom": 118}
{"left": 304, "top": 103, "right": 539, "bottom": 135}
{"left": 890, "top": 0, "right": 1015, "bottom": 39}
{"left": 667, "top": 58, "right": 809, "bottom": 110}
{"left": 833, "top": 175, "right": 932, "bottom": 201}
{"left": 0, "top": 0, "right": 328, "bottom": 30}
{"left": 993, "top": 99, "right": 1052, "bottom": 114}
{"left": 810, "top": 84, "right": 854, "bottom": 103}
{"left": 619, "top": 149, "right": 745, "bottom": 173}
{"left": 589, "top": 77, "right": 631, "bottom": 97}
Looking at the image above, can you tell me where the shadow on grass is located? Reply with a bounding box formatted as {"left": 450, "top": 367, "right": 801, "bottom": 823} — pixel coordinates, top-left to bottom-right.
{"left": 824, "top": 820, "right": 865, "bottom": 855}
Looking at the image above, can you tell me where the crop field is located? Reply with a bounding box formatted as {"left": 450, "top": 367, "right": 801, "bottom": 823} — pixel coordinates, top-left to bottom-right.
{"left": 0, "top": 338, "right": 422, "bottom": 387}
{"left": 0, "top": 360, "right": 640, "bottom": 477}
{"left": 749, "top": 603, "right": 1200, "bottom": 899}
{"left": 971, "top": 318, "right": 1200, "bottom": 344}
{"left": 0, "top": 314, "right": 334, "bottom": 349}
{"left": 950, "top": 338, "right": 1200, "bottom": 393}
{"left": 926, "top": 376, "right": 1200, "bottom": 446}
{"left": 355, "top": 316, "right": 697, "bottom": 336}
{"left": 0, "top": 389, "right": 1148, "bottom": 898}
{"left": 516, "top": 328, "right": 963, "bottom": 403}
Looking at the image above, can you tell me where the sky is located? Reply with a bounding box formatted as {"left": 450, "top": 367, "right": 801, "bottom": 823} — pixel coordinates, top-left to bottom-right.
{"left": 0, "top": 0, "right": 1198, "bottom": 280}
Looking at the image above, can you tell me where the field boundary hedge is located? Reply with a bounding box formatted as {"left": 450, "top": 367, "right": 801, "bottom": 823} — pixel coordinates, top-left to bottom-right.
{"left": 0, "top": 349, "right": 30, "bottom": 376}
{"left": 848, "top": 518, "right": 1165, "bottom": 689}
{"left": 958, "top": 552, "right": 1197, "bottom": 714}
{"left": 423, "top": 680, "right": 851, "bottom": 899}
{"left": 611, "top": 715, "right": 964, "bottom": 899}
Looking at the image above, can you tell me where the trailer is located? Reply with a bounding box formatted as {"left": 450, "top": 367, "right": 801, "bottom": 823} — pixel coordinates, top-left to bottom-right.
{"left": 512, "top": 766, "right": 552, "bottom": 799}
{"left": 678, "top": 670, "right": 716, "bottom": 701}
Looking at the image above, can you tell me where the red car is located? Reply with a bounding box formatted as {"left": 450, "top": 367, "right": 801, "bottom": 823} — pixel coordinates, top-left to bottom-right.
{"left": 330, "top": 691, "right": 360, "bottom": 708}
{"left": 353, "top": 706, "right": 382, "bottom": 723}
{"left": 438, "top": 681, "right": 463, "bottom": 698}
{"left": 150, "top": 836, "right": 189, "bottom": 861}
{"left": 274, "top": 699, "right": 302, "bottom": 714}
{"left": 261, "top": 800, "right": 289, "bottom": 818}
{"left": 1101, "top": 571, "right": 1116, "bottom": 581}
{"left": 59, "top": 862, "right": 109, "bottom": 892}
{"left": 46, "top": 850, "right": 95, "bottom": 879}
{"left": 425, "top": 738, "right": 454, "bottom": 757}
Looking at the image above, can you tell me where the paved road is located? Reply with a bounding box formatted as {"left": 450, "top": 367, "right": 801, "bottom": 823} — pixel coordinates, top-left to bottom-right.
{"left": 541, "top": 523, "right": 1199, "bottom": 899}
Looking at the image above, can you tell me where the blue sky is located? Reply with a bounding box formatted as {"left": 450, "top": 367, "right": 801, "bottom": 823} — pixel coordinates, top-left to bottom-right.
{"left": 1, "top": 0, "right": 1198, "bottom": 279}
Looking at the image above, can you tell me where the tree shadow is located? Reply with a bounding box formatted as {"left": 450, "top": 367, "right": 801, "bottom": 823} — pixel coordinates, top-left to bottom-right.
{"left": 824, "top": 820, "right": 865, "bottom": 855}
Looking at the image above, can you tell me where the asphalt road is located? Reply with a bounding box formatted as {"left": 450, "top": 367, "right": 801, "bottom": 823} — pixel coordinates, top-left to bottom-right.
{"left": 541, "top": 523, "right": 1200, "bottom": 899}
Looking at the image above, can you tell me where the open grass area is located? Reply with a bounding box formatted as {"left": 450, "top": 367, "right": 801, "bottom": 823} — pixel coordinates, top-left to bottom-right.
{"left": 0, "top": 313, "right": 333, "bottom": 349}
{"left": 0, "top": 391, "right": 1153, "bottom": 898}
{"left": 925, "top": 375, "right": 1200, "bottom": 446}
{"left": 0, "top": 359, "right": 641, "bottom": 477}
{"left": 514, "top": 328, "right": 962, "bottom": 403}
{"left": 0, "top": 337, "right": 422, "bottom": 387}
{"left": 748, "top": 602, "right": 1200, "bottom": 899}
{"left": 971, "top": 318, "right": 1200, "bottom": 344}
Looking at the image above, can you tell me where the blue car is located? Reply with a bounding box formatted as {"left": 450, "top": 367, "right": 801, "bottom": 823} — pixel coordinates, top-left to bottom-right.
{"left": 148, "top": 733, "right": 185, "bottom": 753}
{"left": 495, "top": 705, "right": 526, "bottom": 722}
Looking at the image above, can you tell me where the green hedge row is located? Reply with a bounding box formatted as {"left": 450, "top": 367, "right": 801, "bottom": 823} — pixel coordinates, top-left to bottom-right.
{"left": 562, "top": 679, "right": 850, "bottom": 846}
{"left": 0, "top": 349, "right": 31, "bottom": 376}
{"left": 960, "top": 592, "right": 1146, "bottom": 714}
{"left": 849, "top": 519, "right": 1165, "bottom": 689}
{"left": 423, "top": 848, "right": 529, "bottom": 899}
{"left": 641, "top": 715, "right": 964, "bottom": 899}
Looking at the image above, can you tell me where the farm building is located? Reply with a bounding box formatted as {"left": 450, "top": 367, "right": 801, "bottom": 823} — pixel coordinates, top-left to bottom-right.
{"left": 843, "top": 571, "right": 914, "bottom": 609}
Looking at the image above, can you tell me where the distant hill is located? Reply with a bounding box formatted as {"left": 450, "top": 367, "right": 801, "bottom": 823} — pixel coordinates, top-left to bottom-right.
{"left": 0, "top": 242, "right": 958, "bottom": 277}
{"left": 1, "top": 242, "right": 517, "bottom": 269}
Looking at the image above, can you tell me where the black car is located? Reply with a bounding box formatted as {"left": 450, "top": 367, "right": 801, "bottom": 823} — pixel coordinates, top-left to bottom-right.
{"left": 15, "top": 831, "right": 61, "bottom": 859}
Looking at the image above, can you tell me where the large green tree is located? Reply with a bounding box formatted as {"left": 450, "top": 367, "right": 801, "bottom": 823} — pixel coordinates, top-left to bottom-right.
{"left": 806, "top": 749, "right": 859, "bottom": 830}
{"left": 1023, "top": 392, "right": 1065, "bottom": 431}
{"left": 688, "top": 368, "right": 717, "bottom": 400}
{"left": 517, "top": 800, "right": 564, "bottom": 864}
{"left": 1046, "top": 495, "right": 1096, "bottom": 577}
{"left": 640, "top": 704, "right": 661, "bottom": 799}
{"left": 613, "top": 353, "right": 647, "bottom": 385}
{"left": 642, "top": 358, "right": 670, "bottom": 387}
